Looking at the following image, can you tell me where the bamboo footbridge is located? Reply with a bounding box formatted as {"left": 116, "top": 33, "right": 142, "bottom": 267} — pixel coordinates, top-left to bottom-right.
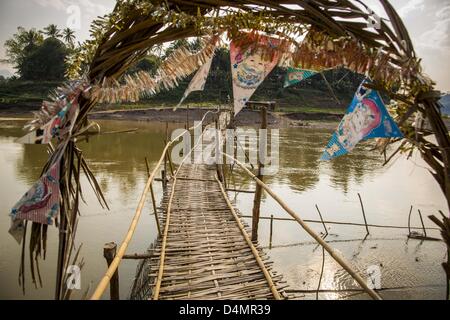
{"left": 90, "top": 110, "right": 382, "bottom": 301}
{"left": 147, "top": 163, "right": 287, "bottom": 299}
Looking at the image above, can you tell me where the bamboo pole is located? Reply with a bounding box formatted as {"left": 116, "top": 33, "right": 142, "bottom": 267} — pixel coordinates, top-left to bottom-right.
{"left": 418, "top": 209, "right": 427, "bottom": 237}
{"left": 357, "top": 193, "right": 370, "bottom": 236}
{"left": 221, "top": 152, "right": 382, "bottom": 300}
{"left": 153, "top": 172, "right": 177, "bottom": 300}
{"left": 215, "top": 175, "right": 281, "bottom": 300}
{"left": 408, "top": 205, "right": 413, "bottom": 235}
{"left": 238, "top": 214, "right": 439, "bottom": 231}
{"left": 90, "top": 143, "right": 169, "bottom": 300}
{"left": 315, "top": 204, "right": 328, "bottom": 237}
{"left": 145, "top": 157, "right": 162, "bottom": 237}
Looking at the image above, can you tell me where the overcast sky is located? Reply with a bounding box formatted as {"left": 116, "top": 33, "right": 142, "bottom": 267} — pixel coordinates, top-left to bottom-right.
{"left": 0, "top": 0, "right": 449, "bottom": 91}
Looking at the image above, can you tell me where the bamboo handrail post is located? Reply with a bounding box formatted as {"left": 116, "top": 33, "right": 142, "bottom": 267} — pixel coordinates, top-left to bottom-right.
{"left": 103, "top": 242, "right": 119, "bottom": 300}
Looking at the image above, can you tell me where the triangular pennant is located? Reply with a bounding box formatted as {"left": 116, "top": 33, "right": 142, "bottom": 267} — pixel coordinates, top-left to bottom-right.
{"left": 175, "top": 49, "right": 215, "bottom": 110}
{"left": 15, "top": 89, "right": 80, "bottom": 144}
{"left": 10, "top": 162, "right": 60, "bottom": 225}
{"left": 283, "top": 67, "right": 317, "bottom": 88}
{"left": 321, "top": 79, "right": 403, "bottom": 160}
{"left": 230, "top": 35, "right": 281, "bottom": 114}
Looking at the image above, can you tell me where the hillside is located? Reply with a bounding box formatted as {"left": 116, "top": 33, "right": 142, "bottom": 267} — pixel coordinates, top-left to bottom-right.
{"left": 0, "top": 49, "right": 367, "bottom": 114}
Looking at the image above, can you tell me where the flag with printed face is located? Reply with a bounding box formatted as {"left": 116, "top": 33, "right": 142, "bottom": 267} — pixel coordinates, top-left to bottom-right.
{"left": 321, "top": 80, "right": 403, "bottom": 160}
{"left": 283, "top": 67, "right": 317, "bottom": 88}
{"left": 230, "top": 35, "right": 281, "bottom": 114}
{"left": 176, "top": 51, "right": 215, "bottom": 109}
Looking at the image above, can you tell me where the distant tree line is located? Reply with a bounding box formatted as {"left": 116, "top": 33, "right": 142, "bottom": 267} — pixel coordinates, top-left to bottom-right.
{"left": 2, "top": 24, "right": 76, "bottom": 81}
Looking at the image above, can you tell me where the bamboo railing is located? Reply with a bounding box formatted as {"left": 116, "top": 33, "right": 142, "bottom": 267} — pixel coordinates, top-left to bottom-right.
{"left": 90, "top": 110, "right": 218, "bottom": 300}
{"left": 220, "top": 151, "right": 383, "bottom": 300}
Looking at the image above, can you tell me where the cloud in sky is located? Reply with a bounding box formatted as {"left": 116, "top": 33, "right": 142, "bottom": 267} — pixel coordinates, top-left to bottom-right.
{"left": 418, "top": 5, "right": 450, "bottom": 51}
{"left": 398, "top": 0, "right": 425, "bottom": 18}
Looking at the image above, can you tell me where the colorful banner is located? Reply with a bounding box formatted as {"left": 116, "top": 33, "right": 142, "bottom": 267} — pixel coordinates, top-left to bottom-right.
{"left": 10, "top": 162, "right": 60, "bottom": 225}
{"left": 321, "top": 80, "right": 403, "bottom": 160}
{"left": 283, "top": 67, "right": 317, "bottom": 88}
{"left": 175, "top": 51, "right": 215, "bottom": 110}
{"left": 230, "top": 35, "right": 281, "bottom": 114}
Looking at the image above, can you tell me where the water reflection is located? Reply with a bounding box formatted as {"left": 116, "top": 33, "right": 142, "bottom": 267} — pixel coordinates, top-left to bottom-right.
{"left": 0, "top": 119, "right": 447, "bottom": 300}
{"left": 229, "top": 126, "right": 385, "bottom": 195}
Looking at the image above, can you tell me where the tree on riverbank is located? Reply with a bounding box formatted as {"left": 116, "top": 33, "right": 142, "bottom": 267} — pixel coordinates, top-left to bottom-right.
{"left": 3, "top": 25, "right": 74, "bottom": 81}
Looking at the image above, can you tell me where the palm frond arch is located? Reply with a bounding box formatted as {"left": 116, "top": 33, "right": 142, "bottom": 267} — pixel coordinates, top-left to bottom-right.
{"left": 71, "top": 0, "right": 449, "bottom": 209}
{"left": 32, "top": 1, "right": 450, "bottom": 299}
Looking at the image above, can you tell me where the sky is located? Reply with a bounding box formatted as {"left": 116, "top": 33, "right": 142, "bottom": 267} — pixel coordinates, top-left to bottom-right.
{"left": 0, "top": 0, "right": 449, "bottom": 91}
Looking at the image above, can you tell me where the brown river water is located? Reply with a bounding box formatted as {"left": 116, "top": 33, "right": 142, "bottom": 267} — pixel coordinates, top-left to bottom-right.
{"left": 0, "top": 119, "right": 447, "bottom": 300}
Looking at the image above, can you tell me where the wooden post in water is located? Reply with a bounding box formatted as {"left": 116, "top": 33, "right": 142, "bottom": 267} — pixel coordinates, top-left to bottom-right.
{"left": 251, "top": 107, "right": 267, "bottom": 242}
{"left": 103, "top": 242, "right": 119, "bottom": 300}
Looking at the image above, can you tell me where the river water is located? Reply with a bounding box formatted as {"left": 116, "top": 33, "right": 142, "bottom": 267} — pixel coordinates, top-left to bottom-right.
{"left": 0, "top": 119, "right": 447, "bottom": 300}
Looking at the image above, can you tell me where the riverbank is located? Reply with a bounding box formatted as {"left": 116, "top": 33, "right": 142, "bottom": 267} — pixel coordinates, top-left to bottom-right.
{"left": 0, "top": 105, "right": 344, "bottom": 129}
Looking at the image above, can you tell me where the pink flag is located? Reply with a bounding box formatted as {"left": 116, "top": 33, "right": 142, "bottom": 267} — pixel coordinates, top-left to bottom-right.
{"left": 10, "top": 162, "right": 60, "bottom": 225}
{"left": 230, "top": 35, "right": 281, "bottom": 114}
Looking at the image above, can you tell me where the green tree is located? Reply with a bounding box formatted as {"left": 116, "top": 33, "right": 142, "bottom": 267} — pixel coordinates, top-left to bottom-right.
{"left": 19, "top": 38, "right": 68, "bottom": 80}
{"left": 3, "top": 27, "right": 44, "bottom": 69}
{"left": 62, "top": 28, "right": 76, "bottom": 48}
{"left": 42, "top": 24, "right": 61, "bottom": 39}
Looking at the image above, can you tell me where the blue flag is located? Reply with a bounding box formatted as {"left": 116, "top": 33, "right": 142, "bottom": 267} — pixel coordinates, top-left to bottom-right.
{"left": 321, "top": 80, "right": 403, "bottom": 161}
{"left": 284, "top": 67, "right": 317, "bottom": 88}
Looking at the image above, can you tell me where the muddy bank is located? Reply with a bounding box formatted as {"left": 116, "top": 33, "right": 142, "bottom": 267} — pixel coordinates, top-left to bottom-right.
{"left": 0, "top": 104, "right": 343, "bottom": 129}
{"left": 88, "top": 107, "right": 342, "bottom": 129}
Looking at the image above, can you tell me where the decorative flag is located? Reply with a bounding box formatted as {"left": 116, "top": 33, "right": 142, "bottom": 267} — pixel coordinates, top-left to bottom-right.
{"left": 230, "top": 35, "right": 281, "bottom": 114}
{"left": 321, "top": 79, "right": 403, "bottom": 160}
{"left": 175, "top": 51, "right": 215, "bottom": 110}
{"left": 16, "top": 98, "right": 80, "bottom": 144}
{"left": 284, "top": 67, "right": 317, "bottom": 88}
{"left": 10, "top": 162, "right": 60, "bottom": 225}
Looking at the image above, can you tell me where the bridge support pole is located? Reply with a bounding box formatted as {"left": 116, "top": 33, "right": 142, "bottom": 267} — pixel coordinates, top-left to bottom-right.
{"left": 103, "top": 242, "right": 120, "bottom": 300}
{"left": 252, "top": 107, "right": 267, "bottom": 242}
